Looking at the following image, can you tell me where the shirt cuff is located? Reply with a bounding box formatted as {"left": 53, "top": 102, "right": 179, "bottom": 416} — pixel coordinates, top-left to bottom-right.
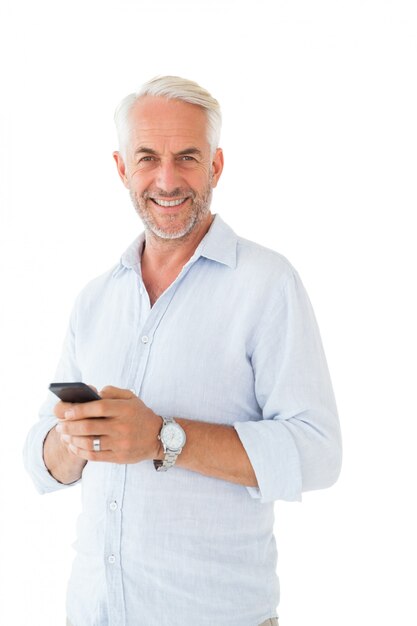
{"left": 234, "top": 419, "right": 303, "bottom": 503}
{"left": 23, "top": 417, "right": 80, "bottom": 494}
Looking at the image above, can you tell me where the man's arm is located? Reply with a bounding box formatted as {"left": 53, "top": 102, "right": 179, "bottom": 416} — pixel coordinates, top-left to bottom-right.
{"left": 54, "top": 386, "right": 258, "bottom": 488}
{"left": 169, "top": 418, "right": 258, "bottom": 487}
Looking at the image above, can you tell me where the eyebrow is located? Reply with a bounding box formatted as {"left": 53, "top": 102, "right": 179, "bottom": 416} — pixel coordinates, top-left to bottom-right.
{"left": 175, "top": 147, "right": 203, "bottom": 158}
{"left": 134, "top": 146, "right": 203, "bottom": 158}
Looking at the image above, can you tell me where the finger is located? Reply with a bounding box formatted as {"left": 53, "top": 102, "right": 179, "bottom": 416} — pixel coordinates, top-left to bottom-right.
{"left": 100, "top": 385, "right": 136, "bottom": 400}
{"left": 54, "top": 401, "right": 66, "bottom": 420}
{"left": 60, "top": 397, "right": 137, "bottom": 421}
{"left": 59, "top": 387, "right": 138, "bottom": 421}
{"left": 53, "top": 383, "right": 100, "bottom": 419}
{"left": 67, "top": 443, "right": 114, "bottom": 463}
{"left": 57, "top": 418, "right": 110, "bottom": 437}
{"left": 61, "top": 434, "right": 112, "bottom": 452}
{"left": 54, "top": 400, "right": 82, "bottom": 419}
{"left": 61, "top": 399, "right": 107, "bottom": 421}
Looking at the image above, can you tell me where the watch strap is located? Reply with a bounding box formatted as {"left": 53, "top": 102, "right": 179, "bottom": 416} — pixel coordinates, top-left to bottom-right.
{"left": 153, "top": 450, "right": 178, "bottom": 471}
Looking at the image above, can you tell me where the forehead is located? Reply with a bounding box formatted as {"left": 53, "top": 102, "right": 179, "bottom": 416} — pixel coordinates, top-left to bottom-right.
{"left": 127, "top": 96, "right": 209, "bottom": 150}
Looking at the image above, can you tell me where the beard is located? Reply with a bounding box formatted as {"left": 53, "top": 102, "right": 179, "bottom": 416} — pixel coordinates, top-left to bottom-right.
{"left": 129, "top": 180, "right": 213, "bottom": 241}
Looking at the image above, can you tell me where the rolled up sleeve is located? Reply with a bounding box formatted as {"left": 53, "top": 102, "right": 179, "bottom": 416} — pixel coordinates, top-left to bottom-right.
{"left": 234, "top": 270, "right": 342, "bottom": 503}
{"left": 23, "top": 306, "right": 83, "bottom": 494}
{"left": 23, "top": 406, "right": 71, "bottom": 494}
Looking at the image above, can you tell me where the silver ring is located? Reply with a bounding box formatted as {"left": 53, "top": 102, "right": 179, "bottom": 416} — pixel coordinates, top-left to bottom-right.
{"left": 93, "top": 438, "right": 101, "bottom": 452}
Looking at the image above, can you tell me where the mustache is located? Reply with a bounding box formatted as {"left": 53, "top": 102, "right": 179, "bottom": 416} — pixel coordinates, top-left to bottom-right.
{"left": 143, "top": 188, "right": 196, "bottom": 200}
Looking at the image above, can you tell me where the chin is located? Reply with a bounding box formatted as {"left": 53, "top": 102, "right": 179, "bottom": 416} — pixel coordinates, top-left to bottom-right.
{"left": 147, "top": 207, "right": 211, "bottom": 241}
{"left": 149, "top": 221, "right": 197, "bottom": 240}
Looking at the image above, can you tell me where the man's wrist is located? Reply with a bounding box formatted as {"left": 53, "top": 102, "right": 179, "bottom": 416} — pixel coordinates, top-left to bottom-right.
{"left": 43, "top": 425, "right": 86, "bottom": 484}
{"left": 153, "top": 416, "right": 187, "bottom": 471}
{"left": 152, "top": 414, "right": 164, "bottom": 460}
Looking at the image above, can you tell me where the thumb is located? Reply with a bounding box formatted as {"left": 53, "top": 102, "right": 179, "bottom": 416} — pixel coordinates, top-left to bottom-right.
{"left": 99, "top": 385, "right": 136, "bottom": 400}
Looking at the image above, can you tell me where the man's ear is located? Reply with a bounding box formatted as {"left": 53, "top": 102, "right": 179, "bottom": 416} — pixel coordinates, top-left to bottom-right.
{"left": 113, "top": 151, "right": 129, "bottom": 188}
{"left": 211, "top": 148, "right": 224, "bottom": 188}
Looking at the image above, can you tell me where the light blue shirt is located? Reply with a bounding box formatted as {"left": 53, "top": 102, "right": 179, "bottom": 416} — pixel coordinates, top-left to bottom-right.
{"left": 24, "top": 215, "right": 341, "bottom": 626}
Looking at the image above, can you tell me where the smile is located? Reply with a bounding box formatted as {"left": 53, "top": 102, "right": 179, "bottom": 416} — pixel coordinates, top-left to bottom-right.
{"left": 151, "top": 198, "right": 189, "bottom": 207}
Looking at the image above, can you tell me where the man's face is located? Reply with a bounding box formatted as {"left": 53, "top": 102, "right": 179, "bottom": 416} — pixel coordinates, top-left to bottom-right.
{"left": 114, "top": 96, "right": 223, "bottom": 240}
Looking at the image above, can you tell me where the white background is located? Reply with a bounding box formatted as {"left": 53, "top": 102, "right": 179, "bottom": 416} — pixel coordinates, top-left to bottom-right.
{"left": 1, "top": 1, "right": 416, "bottom": 624}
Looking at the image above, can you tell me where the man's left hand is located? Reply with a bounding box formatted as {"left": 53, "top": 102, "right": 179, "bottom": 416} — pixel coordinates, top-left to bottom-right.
{"left": 54, "top": 386, "right": 163, "bottom": 464}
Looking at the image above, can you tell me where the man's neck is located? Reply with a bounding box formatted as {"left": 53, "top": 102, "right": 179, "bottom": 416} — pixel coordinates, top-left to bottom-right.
{"left": 141, "top": 213, "right": 214, "bottom": 273}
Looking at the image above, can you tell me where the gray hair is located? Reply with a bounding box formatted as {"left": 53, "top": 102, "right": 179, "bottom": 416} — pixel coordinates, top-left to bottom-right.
{"left": 114, "top": 75, "right": 222, "bottom": 158}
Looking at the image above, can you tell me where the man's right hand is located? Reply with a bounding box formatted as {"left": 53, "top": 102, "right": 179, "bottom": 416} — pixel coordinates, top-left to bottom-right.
{"left": 43, "top": 421, "right": 87, "bottom": 485}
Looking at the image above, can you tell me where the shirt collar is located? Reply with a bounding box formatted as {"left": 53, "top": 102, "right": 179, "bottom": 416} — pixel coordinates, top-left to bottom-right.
{"left": 113, "top": 214, "right": 237, "bottom": 277}
{"left": 195, "top": 214, "right": 237, "bottom": 269}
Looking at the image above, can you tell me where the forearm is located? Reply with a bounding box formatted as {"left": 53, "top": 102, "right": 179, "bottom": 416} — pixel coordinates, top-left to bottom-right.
{"left": 43, "top": 425, "right": 87, "bottom": 485}
{"left": 51, "top": 387, "right": 258, "bottom": 488}
{"left": 172, "top": 419, "right": 258, "bottom": 487}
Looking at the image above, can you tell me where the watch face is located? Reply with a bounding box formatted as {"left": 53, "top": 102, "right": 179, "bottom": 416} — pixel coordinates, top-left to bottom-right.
{"left": 161, "top": 422, "right": 186, "bottom": 451}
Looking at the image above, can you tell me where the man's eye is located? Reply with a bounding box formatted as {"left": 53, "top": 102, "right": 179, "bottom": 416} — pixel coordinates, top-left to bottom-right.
{"left": 140, "top": 156, "right": 156, "bottom": 162}
{"left": 179, "top": 156, "right": 196, "bottom": 162}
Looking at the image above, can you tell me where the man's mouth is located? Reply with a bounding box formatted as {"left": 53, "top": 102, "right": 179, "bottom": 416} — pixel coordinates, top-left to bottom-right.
{"left": 150, "top": 197, "right": 189, "bottom": 208}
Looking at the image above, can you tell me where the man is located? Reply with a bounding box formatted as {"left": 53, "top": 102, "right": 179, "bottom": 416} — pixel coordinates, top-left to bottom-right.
{"left": 24, "top": 76, "right": 342, "bottom": 626}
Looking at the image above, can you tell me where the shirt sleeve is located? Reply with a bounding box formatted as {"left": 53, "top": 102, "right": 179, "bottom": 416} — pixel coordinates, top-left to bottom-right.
{"left": 23, "top": 305, "right": 83, "bottom": 494}
{"left": 234, "top": 269, "right": 342, "bottom": 503}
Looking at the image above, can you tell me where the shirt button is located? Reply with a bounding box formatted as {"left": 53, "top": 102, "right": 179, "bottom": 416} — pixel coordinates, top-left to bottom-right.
{"left": 108, "top": 555, "right": 116, "bottom": 564}
{"left": 141, "top": 335, "right": 149, "bottom": 344}
{"left": 109, "top": 501, "right": 118, "bottom": 511}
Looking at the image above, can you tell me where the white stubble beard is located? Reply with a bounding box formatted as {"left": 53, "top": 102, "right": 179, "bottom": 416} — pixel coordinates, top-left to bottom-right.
{"left": 129, "top": 180, "right": 213, "bottom": 241}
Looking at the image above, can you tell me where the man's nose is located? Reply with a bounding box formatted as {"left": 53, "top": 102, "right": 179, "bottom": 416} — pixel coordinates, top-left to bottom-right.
{"left": 155, "top": 161, "right": 182, "bottom": 193}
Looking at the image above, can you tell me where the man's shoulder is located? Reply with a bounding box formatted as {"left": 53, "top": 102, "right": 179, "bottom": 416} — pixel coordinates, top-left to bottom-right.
{"left": 235, "top": 233, "right": 297, "bottom": 285}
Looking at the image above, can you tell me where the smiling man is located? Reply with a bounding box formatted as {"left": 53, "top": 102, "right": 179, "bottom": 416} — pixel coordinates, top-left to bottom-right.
{"left": 119, "top": 96, "right": 220, "bottom": 243}
{"left": 24, "top": 76, "right": 342, "bottom": 626}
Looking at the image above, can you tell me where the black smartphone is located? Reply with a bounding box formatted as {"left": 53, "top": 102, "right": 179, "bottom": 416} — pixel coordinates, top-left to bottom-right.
{"left": 49, "top": 382, "right": 101, "bottom": 403}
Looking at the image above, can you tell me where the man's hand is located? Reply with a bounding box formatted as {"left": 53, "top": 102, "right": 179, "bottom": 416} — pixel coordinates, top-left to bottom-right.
{"left": 54, "top": 386, "right": 163, "bottom": 464}
{"left": 50, "top": 384, "right": 258, "bottom": 487}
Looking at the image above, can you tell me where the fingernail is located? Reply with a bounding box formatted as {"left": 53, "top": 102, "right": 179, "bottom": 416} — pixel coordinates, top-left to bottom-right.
{"left": 56, "top": 424, "right": 62, "bottom": 433}
{"left": 64, "top": 409, "right": 75, "bottom": 419}
{"left": 61, "top": 434, "right": 71, "bottom": 443}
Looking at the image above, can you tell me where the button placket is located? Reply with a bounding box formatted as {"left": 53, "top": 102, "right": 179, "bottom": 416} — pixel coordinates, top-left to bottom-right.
{"left": 103, "top": 251, "right": 201, "bottom": 624}
{"left": 104, "top": 465, "right": 126, "bottom": 626}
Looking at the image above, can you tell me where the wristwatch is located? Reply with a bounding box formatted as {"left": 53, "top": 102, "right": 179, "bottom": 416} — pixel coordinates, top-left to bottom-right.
{"left": 153, "top": 417, "right": 186, "bottom": 472}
